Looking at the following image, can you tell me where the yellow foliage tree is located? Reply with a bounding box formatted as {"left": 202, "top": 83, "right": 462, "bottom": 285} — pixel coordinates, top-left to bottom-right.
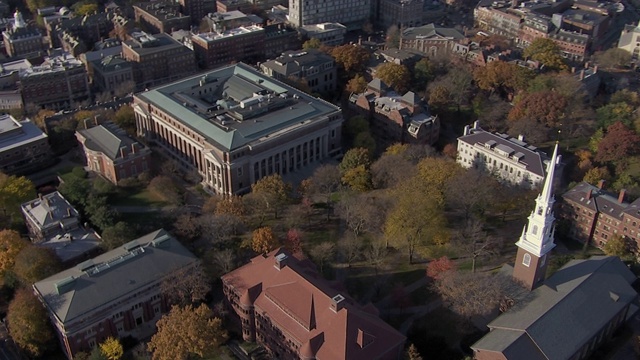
{"left": 148, "top": 304, "right": 228, "bottom": 360}
{"left": 100, "top": 337, "right": 123, "bottom": 360}
{"left": 0, "top": 229, "right": 27, "bottom": 276}
{"left": 0, "top": 173, "right": 36, "bottom": 227}
{"left": 251, "top": 226, "right": 279, "bottom": 255}
{"left": 251, "top": 174, "right": 291, "bottom": 219}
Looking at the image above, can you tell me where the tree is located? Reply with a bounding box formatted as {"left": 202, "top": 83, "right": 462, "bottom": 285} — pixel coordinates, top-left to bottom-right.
{"left": 206, "top": 249, "right": 236, "bottom": 278}
{"left": 583, "top": 167, "right": 611, "bottom": 185}
{"left": 365, "top": 237, "right": 388, "bottom": 274}
{"left": 445, "top": 169, "right": 496, "bottom": 220}
{"left": 148, "top": 176, "right": 183, "bottom": 205}
{"left": 99, "top": 337, "right": 123, "bottom": 360}
{"left": 114, "top": 106, "right": 136, "bottom": 136}
{"left": 346, "top": 74, "right": 368, "bottom": 93}
{"left": 603, "top": 235, "right": 635, "bottom": 259}
{"left": 405, "top": 343, "right": 423, "bottom": 360}
{"left": 473, "top": 61, "right": 533, "bottom": 99}
{"left": 13, "top": 246, "right": 62, "bottom": 284}
{"left": 285, "top": 228, "right": 303, "bottom": 254}
{"left": 413, "top": 58, "right": 434, "bottom": 90}
{"left": 593, "top": 48, "right": 631, "bottom": 69}
{"left": 7, "top": 288, "right": 55, "bottom": 357}
{"left": 342, "top": 165, "right": 372, "bottom": 192}
{"left": 199, "top": 214, "right": 237, "bottom": 247}
{"left": 214, "top": 196, "right": 246, "bottom": 218}
{"left": 309, "top": 241, "right": 335, "bottom": 273}
{"left": 74, "top": 1, "right": 98, "bottom": 15}
{"left": 85, "top": 194, "right": 116, "bottom": 231}
{"left": 371, "top": 153, "right": 415, "bottom": 189}
{"left": 251, "top": 174, "right": 291, "bottom": 219}
{"left": 596, "top": 102, "right": 635, "bottom": 129}
{"left": 331, "top": 44, "right": 371, "bottom": 73}
{"left": 452, "top": 218, "right": 498, "bottom": 273}
{"left": 426, "top": 256, "right": 455, "bottom": 280}
{"left": 431, "top": 270, "right": 513, "bottom": 318}
{"left": 335, "top": 192, "right": 381, "bottom": 238}
{"left": 523, "top": 38, "right": 568, "bottom": 71}
{"left": 161, "top": 265, "right": 211, "bottom": 306}
{"left": 307, "top": 164, "right": 341, "bottom": 220}
{"left": 0, "top": 174, "right": 36, "bottom": 227}
{"left": 345, "top": 115, "right": 369, "bottom": 139}
{"left": 375, "top": 63, "right": 411, "bottom": 93}
{"left": 508, "top": 91, "right": 567, "bottom": 128}
{"left": 58, "top": 174, "right": 91, "bottom": 208}
{"left": 0, "top": 230, "right": 27, "bottom": 277}
{"left": 595, "top": 122, "right": 640, "bottom": 163}
{"left": 338, "top": 234, "right": 363, "bottom": 267}
{"left": 386, "top": 25, "right": 400, "bottom": 48}
{"left": 303, "top": 38, "right": 322, "bottom": 50}
{"left": 339, "top": 147, "right": 371, "bottom": 174}
{"left": 427, "top": 85, "right": 451, "bottom": 111}
{"left": 173, "top": 214, "right": 202, "bottom": 244}
{"left": 353, "top": 131, "right": 376, "bottom": 156}
{"left": 148, "top": 304, "right": 228, "bottom": 360}
{"left": 251, "top": 227, "right": 279, "bottom": 254}
{"left": 101, "top": 222, "right": 136, "bottom": 250}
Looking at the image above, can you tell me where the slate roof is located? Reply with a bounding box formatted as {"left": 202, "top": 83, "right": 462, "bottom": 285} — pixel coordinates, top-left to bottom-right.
{"left": 401, "top": 23, "right": 465, "bottom": 40}
{"left": 262, "top": 49, "right": 334, "bottom": 76}
{"left": 562, "top": 182, "right": 627, "bottom": 219}
{"left": 0, "top": 115, "right": 47, "bottom": 152}
{"left": 34, "top": 229, "right": 198, "bottom": 325}
{"left": 78, "top": 122, "right": 140, "bottom": 160}
{"left": 472, "top": 256, "right": 638, "bottom": 359}
{"left": 21, "top": 191, "right": 78, "bottom": 231}
{"left": 458, "top": 127, "right": 547, "bottom": 177}
{"left": 222, "top": 249, "right": 406, "bottom": 359}
{"left": 135, "top": 63, "right": 339, "bottom": 151}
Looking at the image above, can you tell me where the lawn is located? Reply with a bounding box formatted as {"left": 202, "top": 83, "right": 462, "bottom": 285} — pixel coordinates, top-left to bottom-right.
{"left": 110, "top": 187, "right": 168, "bottom": 207}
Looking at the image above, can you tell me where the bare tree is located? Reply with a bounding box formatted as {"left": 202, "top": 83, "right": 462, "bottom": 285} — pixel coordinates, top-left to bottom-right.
{"left": 365, "top": 237, "right": 388, "bottom": 275}
{"left": 338, "top": 234, "right": 363, "bottom": 267}
{"left": 161, "top": 265, "right": 211, "bottom": 306}
{"left": 309, "top": 241, "right": 335, "bottom": 274}
{"left": 371, "top": 153, "right": 415, "bottom": 189}
{"left": 335, "top": 192, "right": 382, "bottom": 238}
{"left": 452, "top": 218, "right": 499, "bottom": 273}
{"left": 445, "top": 169, "right": 497, "bottom": 220}
{"left": 307, "top": 164, "right": 341, "bottom": 220}
{"left": 198, "top": 214, "right": 237, "bottom": 247}
{"left": 210, "top": 249, "right": 236, "bottom": 275}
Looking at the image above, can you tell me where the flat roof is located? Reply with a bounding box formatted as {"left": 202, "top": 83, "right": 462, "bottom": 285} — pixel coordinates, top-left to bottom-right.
{"left": 135, "top": 62, "right": 340, "bottom": 151}
{"left": 0, "top": 116, "right": 47, "bottom": 152}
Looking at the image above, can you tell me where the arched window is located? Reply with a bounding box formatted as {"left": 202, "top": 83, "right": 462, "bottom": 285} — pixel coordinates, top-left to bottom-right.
{"left": 532, "top": 225, "right": 538, "bottom": 235}
{"left": 523, "top": 253, "right": 531, "bottom": 267}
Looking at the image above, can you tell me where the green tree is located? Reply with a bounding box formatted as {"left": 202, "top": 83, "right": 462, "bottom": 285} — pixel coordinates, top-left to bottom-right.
{"left": 375, "top": 63, "right": 411, "bottom": 93}
{"left": 353, "top": 131, "right": 376, "bottom": 156}
{"left": 114, "top": 106, "right": 136, "bottom": 136}
{"left": 302, "top": 38, "right": 322, "bottom": 50}
{"left": 596, "top": 102, "right": 635, "bottom": 129}
{"left": 101, "top": 221, "right": 136, "bottom": 250}
{"left": 7, "top": 288, "right": 55, "bottom": 357}
{"left": 523, "top": 38, "right": 568, "bottom": 71}
{"left": 13, "top": 246, "right": 62, "bottom": 284}
{"left": 0, "top": 174, "right": 36, "bottom": 227}
{"left": 413, "top": 58, "right": 434, "bottom": 90}
{"left": 594, "top": 48, "right": 632, "bottom": 69}
{"left": 251, "top": 226, "right": 279, "bottom": 254}
{"left": 345, "top": 115, "right": 369, "bottom": 138}
{"left": 58, "top": 174, "right": 91, "bottom": 208}
{"left": 251, "top": 174, "right": 291, "bottom": 219}
{"left": 339, "top": 147, "right": 371, "bottom": 174}
{"left": 603, "top": 235, "right": 632, "bottom": 259}
{"left": 99, "top": 337, "right": 123, "bottom": 360}
{"left": 85, "top": 194, "right": 117, "bottom": 231}
{"left": 148, "top": 304, "right": 228, "bottom": 360}
{"left": 342, "top": 165, "right": 372, "bottom": 192}
{"left": 331, "top": 44, "right": 371, "bottom": 73}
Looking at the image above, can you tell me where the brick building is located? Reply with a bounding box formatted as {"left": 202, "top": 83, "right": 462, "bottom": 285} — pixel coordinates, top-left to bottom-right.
{"left": 299, "top": 22, "right": 347, "bottom": 46}
{"left": 399, "top": 23, "right": 465, "bottom": 56}
{"left": 264, "top": 24, "right": 300, "bottom": 59}
{"left": 377, "top": 0, "right": 424, "bottom": 30}
{"left": 132, "top": 63, "right": 343, "bottom": 195}
{"left": 288, "top": 0, "right": 370, "bottom": 30}
{"left": 3, "top": 11, "right": 45, "bottom": 58}
{"left": 222, "top": 248, "right": 406, "bottom": 359}
{"left": 76, "top": 121, "right": 151, "bottom": 185}
{"left": 34, "top": 230, "right": 199, "bottom": 359}
{"left": 89, "top": 55, "right": 134, "bottom": 95}
{"left": 260, "top": 49, "right": 337, "bottom": 94}
{"left": 0, "top": 115, "right": 52, "bottom": 175}
{"left": 191, "top": 25, "right": 265, "bottom": 69}
{"left": 133, "top": 2, "right": 191, "bottom": 34}
{"left": 48, "top": 12, "right": 114, "bottom": 52}
{"left": 349, "top": 79, "right": 439, "bottom": 150}
{"left": 122, "top": 32, "right": 197, "bottom": 89}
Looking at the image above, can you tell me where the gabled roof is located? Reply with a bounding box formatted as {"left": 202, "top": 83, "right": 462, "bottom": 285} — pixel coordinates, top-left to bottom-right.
{"left": 401, "top": 23, "right": 465, "bottom": 41}
{"left": 222, "top": 249, "right": 405, "bottom": 359}
{"left": 562, "top": 182, "right": 626, "bottom": 218}
{"left": 472, "top": 256, "right": 637, "bottom": 359}
{"left": 34, "top": 229, "right": 198, "bottom": 324}
{"left": 77, "top": 122, "right": 142, "bottom": 160}
{"left": 21, "top": 191, "right": 78, "bottom": 231}
{"left": 367, "top": 78, "right": 388, "bottom": 92}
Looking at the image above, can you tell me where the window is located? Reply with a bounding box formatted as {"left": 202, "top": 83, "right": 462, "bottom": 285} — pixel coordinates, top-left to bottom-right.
{"left": 237, "top": 167, "right": 243, "bottom": 177}
{"left": 532, "top": 225, "right": 538, "bottom": 235}
{"left": 522, "top": 253, "right": 531, "bottom": 267}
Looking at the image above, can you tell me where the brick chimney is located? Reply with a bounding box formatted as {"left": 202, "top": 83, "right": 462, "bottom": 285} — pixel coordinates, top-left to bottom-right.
{"left": 119, "top": 147, "right": 127, "bottom": 158}
{"left": 330, "top": 294, "right": 345, "bottom": 312}
{"left": 586, "top": 188, "right": 592, "bottom": 200}
{"left": 579, "top": 69, "right": 585, "bottom": 81}
{"left": 274, "top": 253, "right": 288, "bottom": 270}
{"left": 597, "top": 179, "right": 605, "bottom": 189}
{"left": 619, "top": 189, "right": 626, "bottom": 204}
{"left": 131, "top": 142, "right": 137, "bottom": 154}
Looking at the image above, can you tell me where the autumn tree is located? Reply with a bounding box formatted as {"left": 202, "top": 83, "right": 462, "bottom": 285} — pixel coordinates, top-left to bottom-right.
{"left": 523, "top": 38, "right": 568, "bottom": 71}
{"left": 595, "top": 122, "right": 640, "bottom": 163}
{"left": 426, "top": 256, "right": 455, "bottom": 280}
{"left": 331, "top": 44, "right": 371, "bottom": 73}
{"left": 346, "top": 74, "right": 368, "bottom": 93}
{"left": 251, "top": 226, "right": 279, "bottom": 254}
{"left": 284, "top": 228, "right": 303, "bottom": 254}
{"left": 432, "top": 65, "right": 474, "bottom": 111}
{"left": 473, "top": 60, "right": 533, "bottom": 99}
{"left": 339, "top": 234, "right": 363, "bottom": 267}
{"left": 583, "top": 167, "right": 611, "bottom": 185}
{"left": 603, "top": 235, "right": 633, "bottom": 260}
{"left": 0, "top": 229, "right": 27, "bottom": 278}
{"left": 375, "top": 63, "right": 411, "bottom": 93}
{"left": 405, "top": 343, "right": 423, "bottom": 360}
{"left": 371, "top": 150, "right": 416, "bottom": 189}
{"left": 594, "top": 48, "right": 632, "bottom": 69}
{"left": 13, "top": 246, "right": 62, "bottom": 284}
{"left": 251, "top": 174, "right": 291, "bottom": 219}
{"left": 596, "top": 102, "right": 635, "bottom": 129}
{"left": 302, "top": 38, "right": 322, "bottom": 50}
{"left": 148, "top": 304, "right": 228, "bottom": 360}
{"left": 427, "top": 85, "right": 451, "bottom": 112}
{"left": 0, "top": 173, "right": 36, "bottom": 227}
{"left": 339, "top": 148, "right": 373, "bottom": 191}
{"left": 99, "top": 337, "right": 123, "bottom": 360}
{"left": 173, "top": 214, "right": 202, "bottom": 244}
{"left": 7, "top": 288, "right": 55, "bottom": 357}
{"left": 339, "top": 147, "right": 371, "bottom": 174}
{"left": 161, "top": 265, "right": 211, "bottom": 306}
{"left": 309, "top": 241, "right": 335, "bottom": 273}
{"left": 114, "top": 105, "right": 136, "bottom": 136}
{"left": 508, "top": 91, "right": 567, "bottom": 128}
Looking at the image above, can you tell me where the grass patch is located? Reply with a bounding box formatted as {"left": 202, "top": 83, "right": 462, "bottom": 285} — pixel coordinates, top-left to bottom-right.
{"left": 111, "top": 188, "right": 168, "bottom": 207}
{"left": 388, "top": 269, "right": 425, "bottom": 286}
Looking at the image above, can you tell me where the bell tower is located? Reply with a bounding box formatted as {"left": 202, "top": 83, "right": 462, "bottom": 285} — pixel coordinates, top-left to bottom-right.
{"left": 513, "top": 142, "right": 560, "bottom": 290}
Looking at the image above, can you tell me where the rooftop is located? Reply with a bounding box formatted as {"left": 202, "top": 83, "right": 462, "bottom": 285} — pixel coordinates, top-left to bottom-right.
{"left": 0, "top": 115, "right": 47, "bottom": 152}
{"left": 34, "top": 229, "right": 198, "bottom": 324}
{"left": 262, "top": 49, "right": 334, "bottom": 75}
{"left": 124, "top": 32, "right": 189, "bottom": 55}
{"left": 401, "top": 23, "right": 465, "bottom": 40}
{"left": 193, "top": 25, "right": 264, "bottom": 42}
{"left": 135, "top": 62, "right": 340, "bottom": 151}
{"left": 77, "top": 122, "right": 144, "bottom": 160}
{"left": 134, "top": 2, "right": 189, "bottom": 21}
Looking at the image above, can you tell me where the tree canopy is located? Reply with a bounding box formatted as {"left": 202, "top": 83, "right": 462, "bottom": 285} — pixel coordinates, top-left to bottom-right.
{"left": 251, "top": 226, "right": 279, "bottom": 255}
{"left": 8, "top": 288, "right": 55, "bottom": 357}
{"left": 523, "top": 38, "right": 568, "bottom": 71}
{"left": 0, "top": 174, "right": 36, "bottom": 227}
{"left": 251, "top": 174, "right": 291, "bottom": 219}
{"left": 0, "top": 229, "right": 27, "bottom": 277}
{"left": 13, "top": 246, "right": 63, "bottom": 285}
{"left": 148, "top": 304, "right": 228, "bottom": 360}
{"left": 330, "top": 45, "right": 371, "bottom": 73}
{"left": 99, "top": 337, "right": 123, "bottom": 360}
{"left": 375, "top": 63, "right": 411, "bottom": 93}
{"left": 595, "top": 122, "right": 640, "bottom": 163}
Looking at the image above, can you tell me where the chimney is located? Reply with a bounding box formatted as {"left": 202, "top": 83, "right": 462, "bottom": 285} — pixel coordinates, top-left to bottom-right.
{"left": 586, "top": 188, "right": 592, "bottom": 200}
{"left": 330, "top": 294, "right": 345, "bottom": 312}
{"left": 597, "top": 179, "right": 605, "bottom": 189}
{"left": 94, "top": 115, "right": 99, "bottom": 126}
{"left": 518, "top": 134, "right": 524, "bottom": 141}
{"left": 274, "top": 253, "right": 288, "bottom": 270}
{"left": 131, "top": 142, "right": 137, "bottom": 154}
{"left": 579, "top": 69, "right": 585, "bottom": 81}
{"left": 66, "top": 208, "right": 71, "bottom": 217}
{"left": 473, "top": 120, "right": 480, "bottom": 129}
{"left": 463, "top": 125, "right": 470, "bottom": 136}
{"left": 593, "top": 65, "right": 598, "bottom": 73}
{"left": 119, "top": 147, "right": 126, "bottom": 158}
{"left": 619, "top": 189, "right": 626, "bottom": 204}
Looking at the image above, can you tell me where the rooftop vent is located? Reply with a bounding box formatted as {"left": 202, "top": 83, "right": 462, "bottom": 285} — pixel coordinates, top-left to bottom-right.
{"left": 123, "top": 239, "right": 139, "bottom": 251}
{"left": 150, "top": 234, "right": 171, "bottom": 248}
{"left": 275, "top": 253, "right": 288, "bottom": 270}
{"left": 54, "top": 276, "right": 76, "bottom": 294}
{"left": 331, "top": 294, "right": 345, "bottom": 312}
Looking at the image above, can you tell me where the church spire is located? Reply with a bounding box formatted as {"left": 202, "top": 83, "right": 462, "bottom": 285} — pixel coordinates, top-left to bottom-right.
{"left": 513, "top": 142, "right": 560, "bottom": 290}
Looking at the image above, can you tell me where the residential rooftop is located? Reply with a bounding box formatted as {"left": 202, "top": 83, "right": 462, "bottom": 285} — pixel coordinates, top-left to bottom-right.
{"left": 135, "top": 62, "right": 340, "bottom": 151}
{"left": 124, "top": 32, "right": 188, "bottom": 55}
{"left": 193, "top": 25, "right": 264, "bottom": 42}
{"left": 0, "top": 115, "right": 47, "bottom": 152}
{"left": 77, "top": 122, "right": 143, "bottom": 161}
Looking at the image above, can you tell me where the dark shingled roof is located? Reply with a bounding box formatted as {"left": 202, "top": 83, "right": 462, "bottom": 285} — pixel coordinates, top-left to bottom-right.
{"left": 472, "top": 256, "right": 638, "bottom": 359}
{"left": 562, "top": 182, "right": 627, "bottom": 219}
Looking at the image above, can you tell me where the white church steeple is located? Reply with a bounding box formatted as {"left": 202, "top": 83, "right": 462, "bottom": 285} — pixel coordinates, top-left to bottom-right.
{"left": 513, "top": 142, "right": 560, "bottom": 290}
